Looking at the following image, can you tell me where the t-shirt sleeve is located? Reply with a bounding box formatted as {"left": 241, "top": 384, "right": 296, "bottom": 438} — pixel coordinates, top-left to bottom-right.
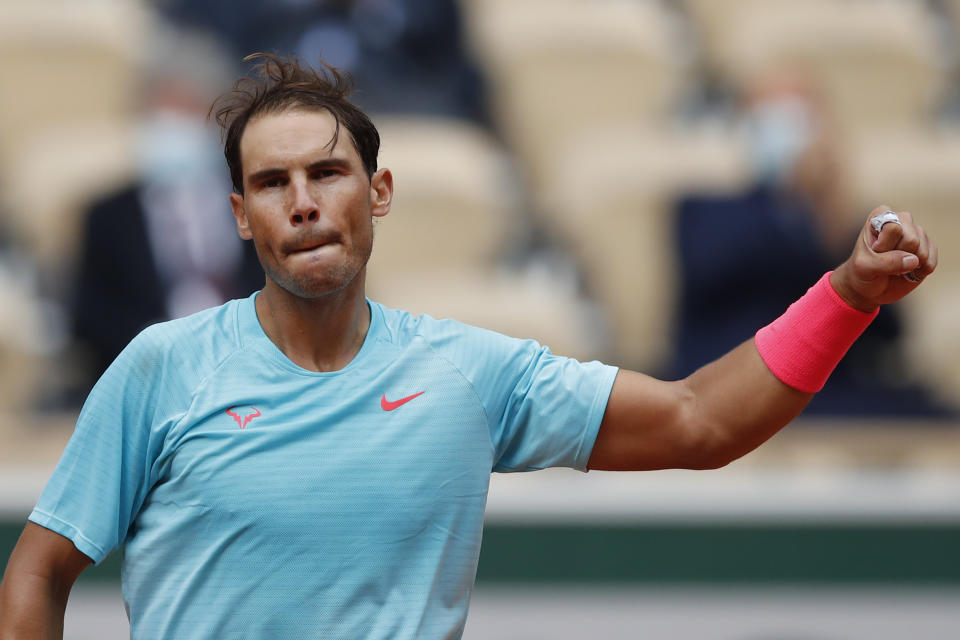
{"left": 424, "top": 319, "right": 618, "bottom": 472}
{"left": 29, "top": 327, "right": 181, "bottom": 563}
{"left": 489, "top": 344, "right": 618, "bottom": 472}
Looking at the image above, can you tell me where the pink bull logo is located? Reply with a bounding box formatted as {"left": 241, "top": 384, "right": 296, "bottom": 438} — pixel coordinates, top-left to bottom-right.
{"left": 226, "top": 407, "right": 262, "bottom": 429}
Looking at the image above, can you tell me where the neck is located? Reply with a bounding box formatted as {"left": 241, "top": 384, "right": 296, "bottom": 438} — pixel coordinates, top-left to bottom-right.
{"left": 255, "top": 272, "right": 371, "bottom": 372}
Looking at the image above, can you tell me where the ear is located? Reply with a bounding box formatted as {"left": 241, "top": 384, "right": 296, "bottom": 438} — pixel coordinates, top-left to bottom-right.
{"left": 369, "top": 168, "right": 393, "bottom": 218}
{"left": 230, "top": 192, "right": 253, "bottom": 240}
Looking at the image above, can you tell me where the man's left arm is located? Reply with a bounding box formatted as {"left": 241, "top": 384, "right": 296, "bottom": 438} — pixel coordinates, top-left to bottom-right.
{"left": 588, "top": 206, "right": 937, "bottom": 471}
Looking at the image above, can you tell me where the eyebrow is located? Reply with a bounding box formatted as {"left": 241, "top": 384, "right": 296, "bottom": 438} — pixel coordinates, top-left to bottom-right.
{"left": 247, "top": 157, "right": 353, "bottom": 186}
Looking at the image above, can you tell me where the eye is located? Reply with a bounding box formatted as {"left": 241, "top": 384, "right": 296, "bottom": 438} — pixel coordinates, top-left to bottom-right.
{"left": 312, "top": 169, "right": 338, "bottom": 180}
{"left": 263, "top": 177, "right": 286, "bottom": 188}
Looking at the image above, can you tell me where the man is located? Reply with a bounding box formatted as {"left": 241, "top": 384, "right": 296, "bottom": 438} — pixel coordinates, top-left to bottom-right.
{"left": 0, "top": 55, "right": 938, "bottom": 638}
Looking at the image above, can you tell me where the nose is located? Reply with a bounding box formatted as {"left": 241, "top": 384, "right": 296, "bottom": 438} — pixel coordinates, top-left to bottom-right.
{"left": 289, "top": 179, "right": 319, "bottom": 226}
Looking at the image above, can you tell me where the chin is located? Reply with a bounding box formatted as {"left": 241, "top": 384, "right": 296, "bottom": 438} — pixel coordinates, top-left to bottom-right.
{"left": 272, "top": 266, "right": 364, "bottom": 300}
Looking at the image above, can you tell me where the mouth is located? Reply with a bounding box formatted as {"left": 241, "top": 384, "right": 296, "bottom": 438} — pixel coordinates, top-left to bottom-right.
{"left": 288, "top": 236, "right": 339, "bottom": 255}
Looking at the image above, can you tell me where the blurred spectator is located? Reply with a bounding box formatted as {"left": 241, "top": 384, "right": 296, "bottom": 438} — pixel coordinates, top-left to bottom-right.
{"left": 669, "top": 73, "right": 953, "bottom": 416}
{"left": 152, "top": 0, "right": 489, "bottom": 125}
{"left": 71, "top": 28, "right": 263, "bottom": 389}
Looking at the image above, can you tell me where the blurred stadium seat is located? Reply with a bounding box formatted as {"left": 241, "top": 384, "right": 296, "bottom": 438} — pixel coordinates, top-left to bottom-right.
{"left": 463, "top": 0, "right": 689, "bottom": 189}
{"left": 941, "top": 0, "right": 960, "bottom": 41}
{"left": 366, "top": 115, "right": 604, "bottom": 361}
{"left": 701, "top": 0, "right": 945, "bottom": 134}
{"left": 682, "top": 0, "right": 815, "bottom": 74}
{"left": 368, "top": 265, "right": 605, "bottom": 362}
{"left": 541, "top": 124, "right": 750, "bottom": 369}
{"left": 4, "top": 123, "right": 135, "bottom": 271}
{"left": 368, "top": 116, "right": 519, "bottom": 271}
{"left": 0, "top": 1, "right": 145, "bottom": 160}
{"left": 0, "top": 0, "right": 147, "bottom": 270}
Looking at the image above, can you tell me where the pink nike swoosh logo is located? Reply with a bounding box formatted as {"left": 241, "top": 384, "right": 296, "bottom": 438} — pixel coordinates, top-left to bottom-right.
{"left": 380, "top": 391, "right": 425, "bottom": 411}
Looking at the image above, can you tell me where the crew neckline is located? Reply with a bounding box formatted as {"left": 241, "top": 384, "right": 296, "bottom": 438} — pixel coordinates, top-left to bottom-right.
{"left": 238, "top": 291, "right": 382, "bottom": 377}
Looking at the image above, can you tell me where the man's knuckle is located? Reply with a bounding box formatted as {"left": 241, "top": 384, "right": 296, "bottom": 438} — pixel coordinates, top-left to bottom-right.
{"left": 900, "top": 236, "right": 921, "bottom": 252}
{"left": 882, "top": 226, "right": 904, "bottom": 243}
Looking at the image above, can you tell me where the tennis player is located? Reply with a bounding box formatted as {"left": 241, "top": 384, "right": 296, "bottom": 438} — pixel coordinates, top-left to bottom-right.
{"left": 0, "top": 55, "right": 938, "bottom": 638}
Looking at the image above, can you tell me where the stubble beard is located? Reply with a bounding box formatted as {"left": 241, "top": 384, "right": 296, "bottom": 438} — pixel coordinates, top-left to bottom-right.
{"left": 264, "top": 237, "right": 373, "bottom": 301}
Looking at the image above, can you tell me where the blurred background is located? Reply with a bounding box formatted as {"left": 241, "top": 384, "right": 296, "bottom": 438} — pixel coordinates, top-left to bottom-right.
{"left": 0, "top": 0, "right": 959, "bottom": 637}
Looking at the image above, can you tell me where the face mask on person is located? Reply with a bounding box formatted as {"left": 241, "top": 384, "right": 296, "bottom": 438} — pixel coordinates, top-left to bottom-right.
{"left": 136, "top": 110, "right": 223, "bottom": 187}
{"left": 742, "top": 96, "right": 814, "bottom": 186}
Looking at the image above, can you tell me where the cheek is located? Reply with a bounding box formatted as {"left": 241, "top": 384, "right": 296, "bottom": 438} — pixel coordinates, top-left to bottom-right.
{"left": 243, "top": 217, "right": 282, "bottom": 263}
{"left": 244, "top": 198, "right": 284, "bottom": 236}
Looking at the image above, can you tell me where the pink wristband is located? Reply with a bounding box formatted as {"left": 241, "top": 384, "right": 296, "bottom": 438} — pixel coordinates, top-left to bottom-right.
{"left": 755, "top": 271, "right": 878, "bottom": 393}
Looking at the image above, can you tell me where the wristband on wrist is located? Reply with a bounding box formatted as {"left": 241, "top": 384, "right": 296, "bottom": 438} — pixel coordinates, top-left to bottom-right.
{"left": 754, "top": 271, "right": 879, "bottom": 393}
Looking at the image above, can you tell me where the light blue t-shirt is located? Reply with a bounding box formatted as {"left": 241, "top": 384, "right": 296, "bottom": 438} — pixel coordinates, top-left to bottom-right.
{"left": 30, "top": 294, "right": 618, "bottom": 638}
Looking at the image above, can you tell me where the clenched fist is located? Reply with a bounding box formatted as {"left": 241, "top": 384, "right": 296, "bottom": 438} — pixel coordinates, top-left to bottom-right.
{"left": 830, "top": 205, "right": 938, "bottom": 312}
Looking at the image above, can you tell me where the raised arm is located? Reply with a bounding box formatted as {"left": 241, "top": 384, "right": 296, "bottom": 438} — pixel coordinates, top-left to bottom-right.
{"left": 0, "top": 522, "right": 93, "bottom": 640}
{"left": 588, "top": 206, "right": 937, "bottom": 471}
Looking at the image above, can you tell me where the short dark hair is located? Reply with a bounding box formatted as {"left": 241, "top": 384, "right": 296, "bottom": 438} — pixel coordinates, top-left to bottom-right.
{"left": 211, "top": 53, "right": 380, "bottom": 194}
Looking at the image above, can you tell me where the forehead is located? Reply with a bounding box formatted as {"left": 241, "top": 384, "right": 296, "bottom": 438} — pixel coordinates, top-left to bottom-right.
{"left": 239, "top": 108, "right": 361, "bottom": 172}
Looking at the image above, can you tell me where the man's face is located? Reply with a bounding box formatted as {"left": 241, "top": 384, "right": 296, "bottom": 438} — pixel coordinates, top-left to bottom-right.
{"left": 229, "top": 108, "right": 392, "bottom": 299}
